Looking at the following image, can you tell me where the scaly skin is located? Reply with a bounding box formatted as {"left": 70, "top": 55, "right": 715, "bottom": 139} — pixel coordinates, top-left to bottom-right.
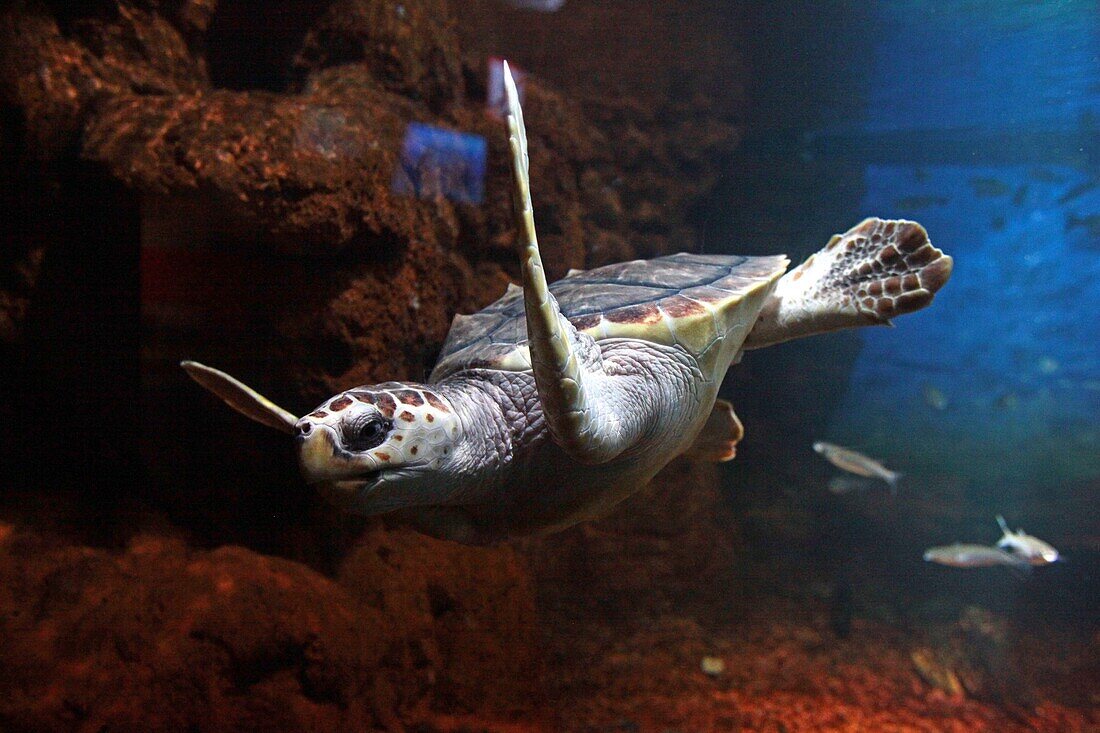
{"left": 303, "top": 338, "right": 712, "bottom": 544}
{"left": 504, "top": 61, "right": 632, "bottom": 464}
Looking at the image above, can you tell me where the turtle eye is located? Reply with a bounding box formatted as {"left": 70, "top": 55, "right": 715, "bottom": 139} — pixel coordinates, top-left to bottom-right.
{"left": 345, "top": 417, "right": 392, "bottom": 452}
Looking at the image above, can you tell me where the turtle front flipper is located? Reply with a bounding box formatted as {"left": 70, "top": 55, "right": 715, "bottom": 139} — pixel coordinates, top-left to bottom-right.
{"left": 181, "top": 361, "right": 299, "bottom": 434}
{"left": 743, "top": 218, "right": 953, "bottom": 349}
{"left": 503, "top": 63, "right": 637, "bottom": 464}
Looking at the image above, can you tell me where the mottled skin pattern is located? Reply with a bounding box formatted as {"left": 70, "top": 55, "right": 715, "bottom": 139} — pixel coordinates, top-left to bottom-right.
{"left": 744, "top": 217, "right": 952, "bottom": 348}
{"left": 182, "top": 64, "right": 953, "bottom": 545}
{"left": 299, "top": 340, "right": 711, "bottom": 544}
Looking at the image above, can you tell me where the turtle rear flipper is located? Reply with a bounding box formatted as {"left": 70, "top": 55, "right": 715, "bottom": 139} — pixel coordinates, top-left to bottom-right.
{"left": 681, "top": 399, "right": 743, "bottom": 463}
{"left": 744, "top": 218, "right": 953, "bottom": 349}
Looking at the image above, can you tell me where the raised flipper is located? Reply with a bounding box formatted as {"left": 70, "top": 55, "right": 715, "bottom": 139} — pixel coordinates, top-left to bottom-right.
{"left": 681, "top": 399, "right": 743, "bottom": 462}
{"left": 181, "top": 361, "right": 299, "bottom": 434}
{"left": 503, "top": 63, "right": 636, "bottom": 464}
{"left": 743, "top": 218, "right": 953, "bottom": 349}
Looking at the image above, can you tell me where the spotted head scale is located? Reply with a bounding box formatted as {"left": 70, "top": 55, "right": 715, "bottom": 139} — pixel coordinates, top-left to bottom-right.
{"left": 294, "top": 383, "right": 462, "bottom": 512}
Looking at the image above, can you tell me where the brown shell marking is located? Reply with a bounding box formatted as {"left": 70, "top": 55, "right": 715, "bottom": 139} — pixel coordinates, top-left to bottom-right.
{"left": 571, "top": 314, "right": 601, "bottom": 330}
{"left": 605, "top": 303, "right": 662, "bottom": 325}
{"left": 328, "top": 396, "right": 353, "bottom": 411}
{"left": 395, "top": 389, "right": 424, "bottom": 406}
{"left": 660, "top": 295, "right": 707, "bottom": 318}
{"left": 398, "top": 410, "right": 415, "bottom": 422}
{"left": 429, "top": 251, "right": 789, "bottom": 380}
{"left": 309, "top": 410, "right": 328, "bottom": 419}
{"left": 375, "top": 393, "right": 396, "bottom": 417}
{"left": 424, "top": 393, "right": 450, "bottom": 413}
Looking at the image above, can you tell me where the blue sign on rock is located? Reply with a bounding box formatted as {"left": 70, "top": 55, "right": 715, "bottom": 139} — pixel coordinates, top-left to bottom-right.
{"left": 393, "top": 123, "right": 488, "bottom": 205}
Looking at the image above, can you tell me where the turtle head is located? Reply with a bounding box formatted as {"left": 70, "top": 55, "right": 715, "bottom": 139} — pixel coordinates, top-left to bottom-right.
{"left": 295, "top": 384, "right": 462, "bottom": 514}
{"left": 181, "top": 362, "right": 465, "bottom": 516}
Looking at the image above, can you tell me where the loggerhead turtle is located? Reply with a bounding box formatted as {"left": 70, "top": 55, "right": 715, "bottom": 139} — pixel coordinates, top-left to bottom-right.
{"left": 183, "top": 65, "right": 952, "bottom": 544}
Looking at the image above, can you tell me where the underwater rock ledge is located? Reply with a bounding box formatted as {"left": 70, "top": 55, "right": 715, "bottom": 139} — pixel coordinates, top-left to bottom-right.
{"left": 0, "top": 523, "right": 540, "bottom": 730}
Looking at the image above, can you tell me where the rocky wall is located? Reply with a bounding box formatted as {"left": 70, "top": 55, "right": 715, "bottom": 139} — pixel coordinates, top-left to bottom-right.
{"left": 0, "top": 523, "right": 540, "bottom": 730}
{"left": 0, "top": 0, "right": 745, "bottom": 547}
{"left": 0, "top": 1, "right": 753, "bottom": 729}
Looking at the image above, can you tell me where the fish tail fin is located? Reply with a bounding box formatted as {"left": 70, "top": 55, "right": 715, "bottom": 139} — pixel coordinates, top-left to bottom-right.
{"left": 886, "top": 471, "right": 902, "bottom": 495}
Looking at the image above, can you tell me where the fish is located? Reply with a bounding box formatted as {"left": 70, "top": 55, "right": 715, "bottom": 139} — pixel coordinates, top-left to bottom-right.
{"left": 994, "top": 392, "right": 1019, "bottom": 410}
{"left": 995, "top": 516, "right": 1059, "bottom": 565}
{"left": 969, "top": 177, "right": 1011, "bottom": 198}
{"left": 1065, "top": 213, "right": 1100, "bottom": 241}
{"left": 1011, "top": 184, "right": 1028, "bottom": 206}
{"left": 1058, "top": 179, "right": 1097, "bottom": 205}
{"left": 922, "top": 543, "right": 1032, "bottom": 571}
{"left": 827, "top": 476, "right": 882, "bottom": 495}
{"left": 921, "top": 383, "right": 948, "bottom": 411}
{"left": 1038, "top": 356, "right": 1059, "bottom": 374}
{"left": 910, "top": 648, "right": 964, "bottom": 697}
{"left": 990, "top": 215, "right": 1006, "bottom": 231}
{"left": 894, "top": 195, "right": 948, "bottom": 211}
{"left": 1027, "top": 168, "right": 1067, "bottom": 184}
{"left": 501, "top": 0, "right": 565, "bottom": 10}
{"left": 813, "top": 441, "right": 901, "bottom": 492}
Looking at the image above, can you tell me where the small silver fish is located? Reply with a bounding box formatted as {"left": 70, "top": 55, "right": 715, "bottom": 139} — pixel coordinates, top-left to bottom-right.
{"left": 813, "top": 441, "right": 901, "bottom": 492}
{"left": 922, "top": 543, "right": 1031, "bottom": 570}
{"left": 894, "top": 194, "right": 949, "bottom": 211}
{"left": 921, "top": 383, "right": 949, "bottom": 411}
{"left": 502, "top": 0, "right": 565, "bottom": 10}
{"left": 995, "top": 516, "right": 1059, "bottom": 565}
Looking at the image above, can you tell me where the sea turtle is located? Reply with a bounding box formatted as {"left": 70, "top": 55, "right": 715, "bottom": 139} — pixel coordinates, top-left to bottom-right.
{"left": 183, "top": 65, "right": 953, "bottom": 544}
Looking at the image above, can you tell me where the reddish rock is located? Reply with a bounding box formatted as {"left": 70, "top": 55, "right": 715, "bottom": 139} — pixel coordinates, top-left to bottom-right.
{"left": 0, "top": 523, "right": 541, "bottom": 731}
{"left": 292, "top": 0, "right": 464, "bottom": 112}
{"left": 0, "top": 1, "right": 207, "bottom": 159}
{"left": 537, "top": 595, "right": 1099, "bottom": 733}
{"left": 0, "top": 528, "right": 380, "bottom": 731}
{"left": 339, "top": 527, "right": 542, "bottom": 717}
{"left": 523, "top": 459, "right": 741, "bottom": 621}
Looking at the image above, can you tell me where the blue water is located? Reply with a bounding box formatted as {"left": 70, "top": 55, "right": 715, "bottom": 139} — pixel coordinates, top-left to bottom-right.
{"left": 825, "top": 1, "right": 1100, "bottom": 489}
{"left": 865, "top": 0, "right": 1100, "bottom": 131}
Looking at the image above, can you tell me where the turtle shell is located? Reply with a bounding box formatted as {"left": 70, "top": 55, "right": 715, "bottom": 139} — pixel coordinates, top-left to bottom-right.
{"left": 430, "top": 253, "right": 789, "bottom": 381}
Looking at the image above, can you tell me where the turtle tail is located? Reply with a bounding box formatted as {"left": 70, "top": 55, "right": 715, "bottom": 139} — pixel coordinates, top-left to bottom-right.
{"left": 744, "top": 218, "right": 953, "bottom": 348}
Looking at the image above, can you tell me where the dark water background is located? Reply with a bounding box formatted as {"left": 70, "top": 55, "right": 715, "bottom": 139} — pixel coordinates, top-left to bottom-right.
{"left": 713, "top": 0, "right": 1099, "bottom": 629}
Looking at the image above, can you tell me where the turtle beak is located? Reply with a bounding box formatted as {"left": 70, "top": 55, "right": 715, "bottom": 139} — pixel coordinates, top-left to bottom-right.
{"left": 297, "top": 423, "right": 343, "bottom": 484}
{"left": 296, "top": 420, "right": 385, "bottom": 488}
{"left": 297, "top": 422, "right": 388, "bottom": 513}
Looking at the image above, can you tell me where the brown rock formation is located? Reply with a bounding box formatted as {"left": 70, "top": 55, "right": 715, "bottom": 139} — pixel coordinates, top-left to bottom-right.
{"left": 0, "top": 523, "right": 539, "bottom": 730}
{"left": 0, "top": 1, "right": 862, "bottom": 730}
